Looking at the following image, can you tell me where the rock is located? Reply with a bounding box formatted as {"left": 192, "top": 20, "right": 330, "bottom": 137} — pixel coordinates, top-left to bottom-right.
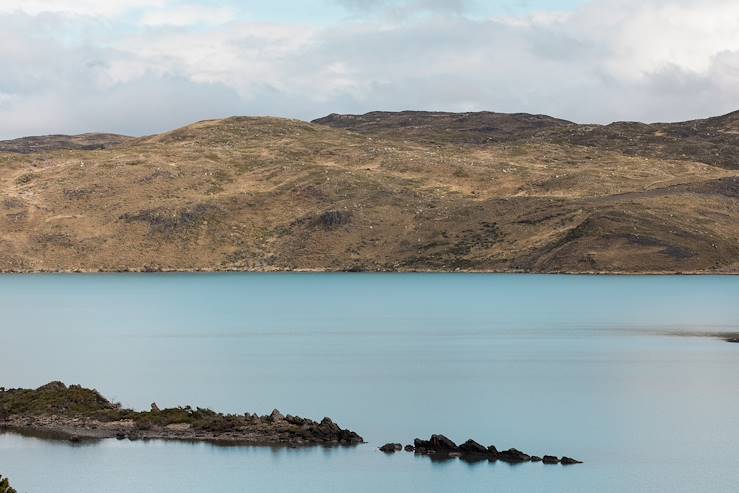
{"left": 404, "top": 444, "right": 415, "bottom": 452}
{"left": 68, "top": 435, "right": 81, "bottom": 443}
{"left": 498, "top": 448, "right": 531, "bottom": 463}
{"left": 269, "top": 409, "right": 285, "bottom": 422}
{"left": 36, "top": 381, "right": 68, "bottom": 392}
{"left": 542, "top": 455, "right": 560, "bottom": 464}
{"left": 150, "top": 402, "right": 160, "bottom": 412}
{"left": 487, "top": 445, "right": 499, "bottom": 457}
{"left": 459, "top": 439, "right": 488, "bottom": 455}
{"left": 530, "top": 456, "right": 542, "bottom": 462}
{"left": 379, "top": 443, "right": 402, "bottom": 453}
{"left": 429, "top": 434, "right": 458, "bottom": 452}
{"left": 726, "top": 337, "right": 739, "bottom": 343}
{"left": 560, "top": 456, "right": 583, "bottom": 465}
{"left": 318, "top": 417, "right": 340, "bottom": 433}
{"left": 115, "top": 433, "right": 126, "bottom": 440}
{"left": 414, "top": 438, "right": 432, "bottom": 450}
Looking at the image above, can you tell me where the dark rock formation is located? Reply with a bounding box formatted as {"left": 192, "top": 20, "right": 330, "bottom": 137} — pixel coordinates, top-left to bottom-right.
{"left": 379, "top": 443, "right": 402, "bottom": 453}
{"left": 459, "top": 439, "right": 488, "bottom": 455}
{"left": 498, "top": 448, "right": 531, "bottom": 463}
{"left": 400, "top": 434, "right": 583, "bottom": 467}
{"left": 561, "top": 456, "right": 583, "bottom": 465}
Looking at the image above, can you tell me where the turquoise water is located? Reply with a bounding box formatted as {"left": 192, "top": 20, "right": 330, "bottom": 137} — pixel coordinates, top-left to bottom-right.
{"left": 1, "top": 274, "right": 738, "bottom": 492}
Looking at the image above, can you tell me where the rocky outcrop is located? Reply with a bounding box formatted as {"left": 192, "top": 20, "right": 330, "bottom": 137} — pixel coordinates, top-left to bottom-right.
{"left": 0, "top": 382, "right": 363, "bottom": 448}
{"left": 389, "top": 434, "right": 582, "bottom": 466}
{"left": 379, "top": 443, "right": 402, "bottom": 453}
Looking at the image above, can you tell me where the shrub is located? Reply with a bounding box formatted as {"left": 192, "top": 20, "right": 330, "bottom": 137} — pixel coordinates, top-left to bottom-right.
{"left": 0, "top": 475, "right": 17, "bottom": 493}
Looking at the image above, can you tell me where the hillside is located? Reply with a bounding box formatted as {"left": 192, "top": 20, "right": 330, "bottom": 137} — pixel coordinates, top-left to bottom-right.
{"left": 0, "top": 111, "right": 737, "bottom": 273}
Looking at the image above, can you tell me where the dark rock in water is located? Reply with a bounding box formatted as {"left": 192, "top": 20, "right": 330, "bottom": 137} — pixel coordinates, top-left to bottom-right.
{"left": 459, "top": 439, "right": 488, "bottom": 455}
{"left": 379, "top": 443, "right": 402, "bottom": 453}
{"left": 414, "top": 438, "right": 432, "bottom": 450}
{"left": 115, "top": 433, "right": 126, "bottom": 440}
{"left": 530, "top": 456, "right": 542, "bottom": 462}
{"left": 726, "top": 337, "right": 739, "bottom": 343}
{"left": 404, "top": 444, "right": 415, "bottom": 452}
{"left": 542, "top": 455, "right": 560, "bottom": 464}
{"left": 498, "top": 448, "right": 531, "bottom": 463}
{"left": 487, "top": 445, "right": 499, "bottom": 457}
{"left": 68, "top": 435, "right": 81, "bottom": 443}
{"left": 560, "top": 456, "right": 583, "bottom": 465}
{"left": 429, "top": 434, "right": 458, "bottom": 452}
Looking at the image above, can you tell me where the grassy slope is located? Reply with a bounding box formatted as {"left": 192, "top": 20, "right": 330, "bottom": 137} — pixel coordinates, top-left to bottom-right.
{"left": 0, "top": 113, "right": 737, "bottom": 273}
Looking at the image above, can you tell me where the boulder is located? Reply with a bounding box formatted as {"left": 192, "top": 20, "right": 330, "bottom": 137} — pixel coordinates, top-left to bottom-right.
{"left": 498, "top": 448, "right": 531, "bottom": 463}
{"left": 269, "top": 409, "right": 285, "bottom": 422}
{"left": 379, "top": 443, "right": 402, "bottom": 453}
{"left": 429, "top": 434, "right": 458, "bottom": 452}
{"left": 459, "top": 439, "right": 488, "bottom": 455}
{"left": 487, "top": 445, "right": 499, "bottom": 457}
{"left": 68, "top": 435, "right": 81, "bottom": 443}
{"left": 404, "top": 444, "right": 415, "bottom": 452}
{"left": 150, "top": 402, "right": 160, "bottom": 413}
{"left": 530, "top": 456, "right": 542, "bottom": 462}
{"left": 560, "top": 456, "right": 583, "bottom": 465}
{"left": 542, "top": 455, "right": 560, "bottom": 464}
{"left": 414, "top": 438, "right": 432, "bottom": 450}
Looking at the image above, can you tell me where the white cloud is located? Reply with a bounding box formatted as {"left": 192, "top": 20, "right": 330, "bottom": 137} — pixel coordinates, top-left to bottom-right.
{"left": 2, "top": 0, "right": 739, "bottom": 138}
{"left": 139, "top": 5, "right": 237, "bottom": 27}
{"left": 0, "top": 0, "right": 166, "bottom": 17}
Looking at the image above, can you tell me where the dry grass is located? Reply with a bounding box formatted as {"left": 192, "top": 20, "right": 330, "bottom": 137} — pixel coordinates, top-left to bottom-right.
{"left": 0, "top": 114, "right": 737, "bottom": 273}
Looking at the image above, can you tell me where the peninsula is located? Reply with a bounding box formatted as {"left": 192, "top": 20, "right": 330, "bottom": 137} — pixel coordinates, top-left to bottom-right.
{"left": 0, "top": 382, "right": 363, "bottom": 447}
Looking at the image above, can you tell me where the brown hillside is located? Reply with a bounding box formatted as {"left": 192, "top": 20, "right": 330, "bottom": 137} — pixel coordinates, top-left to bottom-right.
{"left": 0, "top": 112, "right": 737, "bottom": 273}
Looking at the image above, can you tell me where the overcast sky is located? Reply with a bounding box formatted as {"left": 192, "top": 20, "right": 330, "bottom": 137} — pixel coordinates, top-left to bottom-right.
{"left": 1, "top": 0, "right": 739, "bottom": 138}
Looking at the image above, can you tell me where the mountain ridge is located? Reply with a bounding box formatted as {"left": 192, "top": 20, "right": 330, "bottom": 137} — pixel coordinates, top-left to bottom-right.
{"left": 1, "top": 110, "right": 737, "bottom": 274}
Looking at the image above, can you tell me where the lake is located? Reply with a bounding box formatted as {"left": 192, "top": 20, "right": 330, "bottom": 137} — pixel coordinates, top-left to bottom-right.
{"left": 1, "top": 274, "right": 738, "bottom": 492}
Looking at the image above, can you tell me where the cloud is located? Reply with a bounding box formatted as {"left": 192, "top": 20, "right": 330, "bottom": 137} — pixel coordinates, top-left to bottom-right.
{"left": 1, "top": 0, "right": 739, "bottom": 138}
{"left": 139, "top": 5, "right": 237, "bottom": 27}
{"left": 0, "top": 0, "right": 166, "bottom": 17}
{"left": 336, "top": 0, "right": 473, "bottom": 16}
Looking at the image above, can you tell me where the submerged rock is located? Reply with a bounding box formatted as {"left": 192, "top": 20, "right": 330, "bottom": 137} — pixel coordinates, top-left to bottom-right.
{"left": 497, "top": 448, "right": 531, "bottom": 463}
{"left": 560, "top": 456, "right": 583, "bottom": 465}
{"left": 379, "top": 443, "right": 402, "bottom": 453}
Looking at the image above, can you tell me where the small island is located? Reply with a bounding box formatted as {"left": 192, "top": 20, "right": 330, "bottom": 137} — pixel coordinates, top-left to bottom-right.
{"left": 0, "top": 382, "right": 363, "bottom": 447}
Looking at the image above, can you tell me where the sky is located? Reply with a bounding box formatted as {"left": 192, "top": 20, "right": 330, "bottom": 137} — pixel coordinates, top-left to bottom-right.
{"left": 1, "top": 0, "right": 739, "bottom": 138}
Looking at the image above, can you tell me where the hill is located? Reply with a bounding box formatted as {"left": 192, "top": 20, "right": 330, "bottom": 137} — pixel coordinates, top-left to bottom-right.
{"left": 0, "top": 112, "right": 737, "bottom": 273}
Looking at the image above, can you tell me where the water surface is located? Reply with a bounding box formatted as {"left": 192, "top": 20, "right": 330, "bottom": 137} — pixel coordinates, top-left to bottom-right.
{"left": 1, "top": 274, "right": 738, "bottom": 492}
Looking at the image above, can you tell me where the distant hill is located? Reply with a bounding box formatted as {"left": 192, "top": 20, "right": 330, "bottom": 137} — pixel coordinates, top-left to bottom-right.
{"left": 0, "top": 111, "right": 737, "bottom": 273}
{"left": 0, "top": 133, "right": 132, "bottom": 154}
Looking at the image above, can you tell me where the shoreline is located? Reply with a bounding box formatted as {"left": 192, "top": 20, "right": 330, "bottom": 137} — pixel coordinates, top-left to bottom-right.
{"left": 0, "top": 383, "right": 364, "bottom": 449}
{"left": 0, "top": 268, "right": 737, "bottom": 276}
